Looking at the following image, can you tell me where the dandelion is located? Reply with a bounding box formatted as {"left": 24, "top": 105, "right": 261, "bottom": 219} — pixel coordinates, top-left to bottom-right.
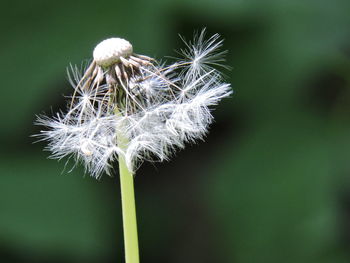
{"left": 35, "top": 29, "right": 232, "bottom": 263}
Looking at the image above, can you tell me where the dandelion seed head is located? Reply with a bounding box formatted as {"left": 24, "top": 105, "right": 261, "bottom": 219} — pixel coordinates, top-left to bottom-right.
{"left": 35, "top": 29, "right": 232, "bottom": 178}
{"left": 93, "top": 38, "right": 133, "bottom": 67}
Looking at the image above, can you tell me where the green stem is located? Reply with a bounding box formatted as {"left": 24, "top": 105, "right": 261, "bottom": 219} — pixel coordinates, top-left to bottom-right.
{"left": 119, "top": 156, "right": 139, "bottom": 263}
{"left": 114, "top": 104, "right": 139, "bottom": 262}
{"left": 118, "top": 153, "right": 140, "bottom": 263}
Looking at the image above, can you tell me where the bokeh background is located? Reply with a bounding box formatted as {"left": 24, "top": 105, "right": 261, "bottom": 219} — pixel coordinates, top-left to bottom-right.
{"left": 1, "top": 0, "right": 350, "bottom": 262}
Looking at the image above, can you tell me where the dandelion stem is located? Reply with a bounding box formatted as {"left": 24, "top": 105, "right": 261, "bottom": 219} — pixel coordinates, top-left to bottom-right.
{"left": 118, "top": 135, "right": 140, "bottom": 263}
{"left": 114, "top": 102, "right": 140, "bottom": 262}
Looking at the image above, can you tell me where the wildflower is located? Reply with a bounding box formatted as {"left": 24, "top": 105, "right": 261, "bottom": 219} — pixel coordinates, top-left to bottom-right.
{"left": 36, "top": 29, "right": 232, "bottom": 178}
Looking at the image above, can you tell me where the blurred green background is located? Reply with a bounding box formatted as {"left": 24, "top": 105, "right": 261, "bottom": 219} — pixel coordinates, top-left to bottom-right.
{"left": 1, "top": 0, "right": 350, "bottom": 262}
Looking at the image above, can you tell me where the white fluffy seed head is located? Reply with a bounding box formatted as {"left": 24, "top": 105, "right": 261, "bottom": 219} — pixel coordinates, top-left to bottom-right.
{"left": 36, "top": 29, "right": 232, "bottom": 178}
{"left": 93, "top": 38, "right": 133, "bottom": 67}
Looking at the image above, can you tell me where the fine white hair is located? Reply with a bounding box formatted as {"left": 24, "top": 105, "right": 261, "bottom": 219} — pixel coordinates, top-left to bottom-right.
{"left": 35, "top": 29, "right": 232, "bottom": 179}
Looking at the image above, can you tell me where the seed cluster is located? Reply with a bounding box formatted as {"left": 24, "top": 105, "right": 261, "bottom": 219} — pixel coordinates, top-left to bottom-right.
{"left": 36, "top": 30, "right": 232, "bottom": 178}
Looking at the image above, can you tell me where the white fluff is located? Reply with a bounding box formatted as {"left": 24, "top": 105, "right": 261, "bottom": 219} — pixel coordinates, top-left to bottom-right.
{"left": 36, "top": 29, "right": 232, "bottom": 178}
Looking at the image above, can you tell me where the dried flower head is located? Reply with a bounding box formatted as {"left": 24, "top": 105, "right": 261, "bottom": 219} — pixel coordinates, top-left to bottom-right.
{"left": 36, "top": 29, "right": 232, "bottom": 178}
